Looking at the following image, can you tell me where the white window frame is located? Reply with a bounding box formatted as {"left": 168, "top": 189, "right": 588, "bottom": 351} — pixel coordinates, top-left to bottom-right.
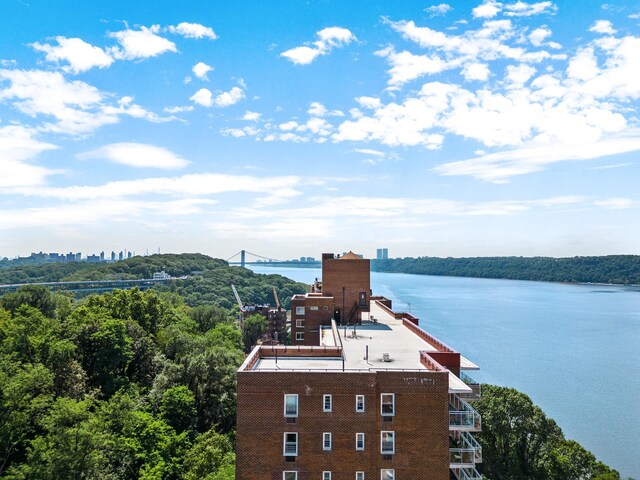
{"left": 295, "top": 306, "right": 305, "bottom": 315}
{"left": 380, "top": 470, "right": 395, "bottom": 480}
{"left": 323, "top": 394, "right": 332, "bottom": 412}
{"left": 283, "top": 472, "right": 298, "bottom": 480}
{"left": 284, "top": 394, "right": 298, "bottom": 417}
{"left": 283, "top": 432, "right": 298, "bottom": 456}
{"left": 356, "top": 432, "right": 365, "bottom": 451}
{"left": 323, "top": 472, "right": 331, "bottom": 480}
{"left": 296, "top": 318, "right": 305, "bottom": 328}
{"left": 295, "top": 332, "right": 304, "bottom": 341}
{"left": 323, "top": 432, "right": 332, "bottom": 451}
{"left": 381, "top": 393, "right": 395, "bottom": 416}
{"left": 356, "top": 394, "right": 365, "bottom": 412}
{"left": 356, "top": 473, "right": 365, "bottom": 480}
{"left": 380, "top": 431, "right": 395, "bottom": 454}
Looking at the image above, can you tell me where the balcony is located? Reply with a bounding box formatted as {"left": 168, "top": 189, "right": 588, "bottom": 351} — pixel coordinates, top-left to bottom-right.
{"left": 459, "top": 372, "right": 481, "bottom": 401}
{"left": 449, "top": 394, "right": 481, "bottom": 432}
{"left": 450, "top": 431, "right": 482, "bottom": 466}
{"left": 451, "top": 467, "right": 482, "bottom": 480}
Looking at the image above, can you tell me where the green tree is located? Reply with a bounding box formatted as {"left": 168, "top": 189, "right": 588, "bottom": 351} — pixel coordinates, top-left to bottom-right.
{"left": 160, "top": 386, "right": 197, "bottom": 434}
{"left": 0, "top": 285, "right": 57, "bottom": 318}
{"left": 241, "top": 314, "right": 268, "bottom": 352}
{"left": 183, "top": 429, "right": 235, "bottom": 480}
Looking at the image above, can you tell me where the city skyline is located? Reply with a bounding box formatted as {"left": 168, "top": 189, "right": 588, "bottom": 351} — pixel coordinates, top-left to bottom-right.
{"left": 1, "top": 0, "right": 639, "bottom": 259}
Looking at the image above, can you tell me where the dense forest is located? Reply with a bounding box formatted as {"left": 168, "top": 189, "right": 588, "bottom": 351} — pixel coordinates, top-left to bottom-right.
{"left": 372, "top": 255, "right": 640, "bottom": 285}
{"left": 0, "top": 254, "right": 308, "bottom": 309}
{"left": 0, "top": 255, "right": 627, "bottom": 479}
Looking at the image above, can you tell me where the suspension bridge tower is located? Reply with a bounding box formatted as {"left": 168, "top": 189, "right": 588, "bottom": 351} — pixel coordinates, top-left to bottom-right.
{"left": 240, "top": 250, "right": 246, "bottom": 268}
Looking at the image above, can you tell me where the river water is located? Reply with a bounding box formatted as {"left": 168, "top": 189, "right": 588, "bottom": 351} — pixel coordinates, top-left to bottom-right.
{"left": 250, "top": 265, "right": 640, "bottom": 478}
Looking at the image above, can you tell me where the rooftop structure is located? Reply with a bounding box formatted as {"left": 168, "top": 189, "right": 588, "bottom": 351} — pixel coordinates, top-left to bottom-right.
{"left": 236, "top": 253, "right": 482, "bottom": 480}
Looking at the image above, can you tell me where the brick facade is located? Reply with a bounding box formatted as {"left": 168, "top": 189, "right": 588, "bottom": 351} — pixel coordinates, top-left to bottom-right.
{"left": 321, "top": 253, "right": 371, "bottom": 323}
{"left": 236, "top": 370, "right": 450, "bottom": 480}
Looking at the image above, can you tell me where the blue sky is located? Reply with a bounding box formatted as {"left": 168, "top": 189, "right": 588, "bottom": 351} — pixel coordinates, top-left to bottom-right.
{"left": 1, "top": 0, "right": 639, "bottom": 260}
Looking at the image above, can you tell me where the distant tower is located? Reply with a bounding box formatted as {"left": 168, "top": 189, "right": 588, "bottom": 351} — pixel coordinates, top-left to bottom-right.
{"left": 111, "top": 251, "right": 116, "bottom": 262}
{"left": 118, "top": 251, "right": 124, "bottom": 261}
{"left": 241, "top": 250, "right": 246, "bottom": 268}
{"left": 376, "top": 248, "right": 389, "bottom": 260}
{"left": 100, "top": 251, "right": 105, "bottom": 262}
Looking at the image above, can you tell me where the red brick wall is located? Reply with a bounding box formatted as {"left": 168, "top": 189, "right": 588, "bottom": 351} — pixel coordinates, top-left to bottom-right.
{"left": 322, "top": 256, "right": 371, "bottom": 322}
{"left": 236, "top": 370, "right": 450, "bottom": 480}
{"left": 291, "top": 296, "right": 334, "bottom": 346}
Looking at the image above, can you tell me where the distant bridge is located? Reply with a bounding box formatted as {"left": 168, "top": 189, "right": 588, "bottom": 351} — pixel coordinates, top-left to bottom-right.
{"left": 0, "top": 277, "right": 172, "bottom": 294}
{"left": 226, "top": 250, "right": 321, "bottom": 268}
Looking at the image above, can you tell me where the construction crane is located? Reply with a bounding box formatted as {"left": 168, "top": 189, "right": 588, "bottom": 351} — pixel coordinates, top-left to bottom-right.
{"left": 231, "top": 284, "right": 245, "bottom": 328}
{"left": 272, "top": 286, "right": 281, "bottom": 310}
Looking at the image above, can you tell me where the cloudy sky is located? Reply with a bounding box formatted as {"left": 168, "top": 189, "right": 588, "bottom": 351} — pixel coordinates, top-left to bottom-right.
{"left": 1, "top": 0, "right": 639, "bottom": 260}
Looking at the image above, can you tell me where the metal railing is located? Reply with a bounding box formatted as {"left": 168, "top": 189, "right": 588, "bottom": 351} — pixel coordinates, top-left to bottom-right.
{"left": 284, "top": 442, "right": 297, "bottom": 455}
{"left": 451, "top": 467, "right": 482, "bottom": 480}
{"left": 459, "top": 372, "right": 482, "bottom": 401}
{"left": 449, "top": 394, "right": 482, "bottom": 432}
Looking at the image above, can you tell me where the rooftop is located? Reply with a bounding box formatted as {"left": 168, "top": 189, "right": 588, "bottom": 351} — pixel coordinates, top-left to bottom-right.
{"left": 241, "top": 300, "right": 477, "bottom": 393}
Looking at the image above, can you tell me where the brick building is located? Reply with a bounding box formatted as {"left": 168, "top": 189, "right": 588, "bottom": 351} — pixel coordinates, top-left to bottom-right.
{"left": 236, "top": 253, "right": 483, "bottom": 480}
{"left": 290, "top": 252, "right": 371, "bottom": 345}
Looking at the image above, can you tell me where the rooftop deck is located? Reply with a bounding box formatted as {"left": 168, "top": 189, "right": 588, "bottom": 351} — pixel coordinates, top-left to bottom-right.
{"left": 241, "top": 300, "right": 477, "bottom": 394}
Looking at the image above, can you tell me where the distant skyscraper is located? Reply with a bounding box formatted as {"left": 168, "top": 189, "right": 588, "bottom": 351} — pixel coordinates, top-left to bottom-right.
{"left": 376, "top": 248, "right": 389, "bottom": 260}
{"left": 111, "top": 251, "right": 116, "bottom": 262}
{"left": 127, "top": 251, "right": 132, "bottom": 259}
{"left": 100, "top": 251, "right": 105, "bottom": 262}
{"left": 118, "top": 251, "right": 124, "bottom": 261}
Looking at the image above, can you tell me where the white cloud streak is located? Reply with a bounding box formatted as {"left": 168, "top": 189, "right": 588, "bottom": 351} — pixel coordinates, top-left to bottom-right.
{"left": 31, "top": 37, "right": 114, "bottom": 74}
{"left": 281, "top": 27, "right": 356, "bottom": 65}
{"left": 78, "top": 143, "right": 191, "bottom": 170}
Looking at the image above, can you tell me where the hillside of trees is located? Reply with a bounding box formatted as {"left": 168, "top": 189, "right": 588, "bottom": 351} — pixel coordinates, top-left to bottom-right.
{"left": 372, "top": 255, "right": 640, "bottom": 285}
{"left": 0, "top": 254, "right": 308, "bottom": 309}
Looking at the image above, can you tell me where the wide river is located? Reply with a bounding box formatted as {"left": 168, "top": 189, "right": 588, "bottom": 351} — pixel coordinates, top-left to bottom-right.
{"left": 250, "top": 266, "right": 640, "bottom": 478}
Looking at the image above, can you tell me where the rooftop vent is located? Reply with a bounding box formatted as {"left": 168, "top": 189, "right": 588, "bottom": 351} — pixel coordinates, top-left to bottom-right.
{"left": 382, "top": 353, "right": 391, "bottom": 362}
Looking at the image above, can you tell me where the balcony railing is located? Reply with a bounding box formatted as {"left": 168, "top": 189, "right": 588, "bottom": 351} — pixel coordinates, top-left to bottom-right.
{"left": 451, "top": 467, "right": 482, "bottom": 480}
{"left": 450, "top": 431, "right": 482, "bottom": 467}
{"left": 450, "top": 448, "right": 477, "bottom": 467}
{"left": 459, "top": 372, "right": 481, "bottom": 401}
{"left": 449, "top": 394, "right": 481, "bottom": 432}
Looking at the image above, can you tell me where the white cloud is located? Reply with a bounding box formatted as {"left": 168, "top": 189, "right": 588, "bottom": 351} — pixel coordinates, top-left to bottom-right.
{"left": 505, "top": 63, "right": 536, "bottom": 86}
{"left": 461, "top": 62, "right": 491, "bottom": 81}
{"left": 192, "top": 62, "right": 213, "bottom": 80}
{"left": 589, "top": 20, "right": 617, "bottom": 35}
{"left": 242, "top": 111, "right": 262, "bottom": 121}
{"left": 308, "top": 102, "right": 327, "bottom": 116}
{"left": 190, "top": 88, "right": 213, "bottom": 107}
{"left": 190, "top": 86, "right": 245, "bottom": 108}
{"left": 472, "top": 1, "right": 502, "bottom": 19}
{"left": 503, "top": 1, "right": 557, "bottom": 17}
{"left": 279, "top": 121, "right": 299, "bottom": 131}
{"left": 354, "top": 148, "right": 385, "bottom": 157}
{"left": 594, "top": 198, "right": 633, "bottom": 209}
{"left": 529, "top": 26, "right": 552, "bottom": 47}
{"left": 567, "top": 47, "right": 599, "bottom": 81}
{"left": 213, "top": 86, "right": 245, "bottom": 107}
{"left": 110, "top": 25, "right": 177, "bottom": 60}
{"left": 31, "top": 37, "right": 114, "bottom": 74}
{"left": 78, "top": 143, "right": 190, "bottom": 170}
{"left": 375, "top": 47, "right": 449, "bottom": 87}
{"left": 168, "top": 22, "right": 218, "bottom": 39}
{"left": 433, "top": 133, "right": 640, "bottom": 183}
{"left": 425, "top": 4, "right": 453, "bottom": 16}
{"left": 164, "top": 105, "right": 194, "bottom": 113}
{"left": 0, "top": 125, "right": 58, "bottom": 188}
{"left": 281, "top": 27, "right": 356, "bottom": 65}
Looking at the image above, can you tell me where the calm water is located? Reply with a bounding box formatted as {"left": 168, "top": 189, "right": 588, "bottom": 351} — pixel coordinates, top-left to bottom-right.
{"left": 251, "top": 266, "right": 640, "bottom": 478}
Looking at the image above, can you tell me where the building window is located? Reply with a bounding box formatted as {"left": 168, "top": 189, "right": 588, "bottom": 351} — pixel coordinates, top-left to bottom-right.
{"left": 323, "top": 472, "right": 331, "bottom": 480}
{"left": 310, "top": 306, "right": 319, "bottom": 311}
{"left": 356, "top": 473, "right": 365, "bottom": 480}
{"left": 284, "top": 394, "right": 298, "bottom": 417}
{"left": 380, "top": 431, "right": 395, "bottom": 454}
{"left": 283, "top": 432, "right": 298, "bottom": 456}
{"left": 323, "top": 432, "right": 332, "bottom": 451}
{"left": 356, "top": 394, "right": 365, "bottom": 412}
{"left": 295, "top": 332, "right": 304, "bottom": 341}
{"left": 283, "top": 472, "right": 298, "bottom": 480}
{"left": 296, "top": 319, "right": 305, "bottom": 328}
{"left": 380, "top": 470, "right": 394, "bottom": 480}
{"left": 356, "top": 433, "right": 365, "bottom": 451}
{"left": 323, "top": 394, "right": 332, "bottom": 412}
{"left": 381, "top": 393, "right": 395, "bottom": 416}
{"left": 295, "top": 306, "right": 305, "bottom": 315}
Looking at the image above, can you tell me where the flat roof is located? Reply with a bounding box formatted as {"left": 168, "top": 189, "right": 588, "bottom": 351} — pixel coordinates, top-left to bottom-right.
{"left": 247, "top": 300, "right": 476, "bottom": 392}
